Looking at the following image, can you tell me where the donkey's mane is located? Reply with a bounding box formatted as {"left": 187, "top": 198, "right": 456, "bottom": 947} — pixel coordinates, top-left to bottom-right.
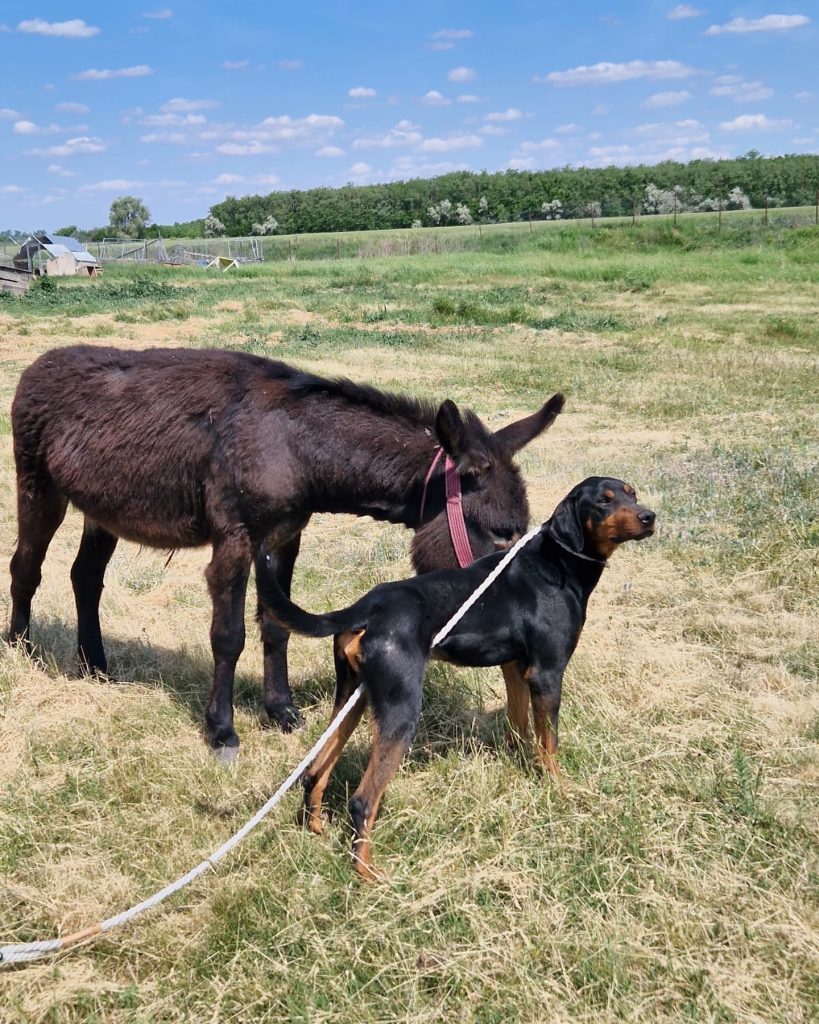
{"left": 263, "top": 358, "right": 462, "bottom": 431}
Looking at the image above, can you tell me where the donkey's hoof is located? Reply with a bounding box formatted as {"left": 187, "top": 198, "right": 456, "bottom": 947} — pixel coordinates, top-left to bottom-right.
{"left": 213, "top": 744, "right": 240, "bottom": 765}
{"left": 267, "top": 702, "right": 304, "bottom": 733}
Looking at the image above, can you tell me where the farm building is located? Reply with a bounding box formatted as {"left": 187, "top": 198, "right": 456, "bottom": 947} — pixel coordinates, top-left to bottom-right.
{"left": 13, "top": 233, "right": 99, "bottom": 277}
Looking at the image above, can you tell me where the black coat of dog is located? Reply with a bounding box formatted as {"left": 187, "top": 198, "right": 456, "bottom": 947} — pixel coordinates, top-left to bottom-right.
{"left": 257, "top": 477, "right": 656, "bottom": 879}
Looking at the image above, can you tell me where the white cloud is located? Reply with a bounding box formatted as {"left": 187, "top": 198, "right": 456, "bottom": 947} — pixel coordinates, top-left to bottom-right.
{"left": 719, "top": 113, "right": 795, "bottom": 131}
{"left": 214, "top": 173, "right": 242, "bottom": 184}
{"left": 316, "top": 145, "right": 345, "bottom": 157}
{"left": 348, "top": 86, "right": 376, "bottom": 98}
{"left": 419, "top": 133, "right": 483, "bottom": 152}
{"left": 47, "top": 163, "right": 76, "bottom": 178}
{"left": 541, "top": 59, "right": 699, "bottom": 86}
{"left": 633, "top": 118, "right": 709, "bottom": 144}
{"left": 457, "top": 94, "right": 480, "bottom": 103}
{"left": 709, "top": 76, "right": 773, "bottom": 101}
{"left": 387, "top": 157, "right": 471, "bottom": 179}
{"left": 427, "top": 41, "right": 455, "bottom": 51}
{"left": 73, "top": 65, "right": 153, "bottom": 81}
{"left": 480, "top": 124, "right": 507, "bottom": 136}
{"left": 223, "top": 60, "right": 250, "bottom": 70}
{"left": 555, "top": 123, "right": 580, "bottom": 133}
{"left": 354, "top": 120, "right": 423, "bottom": 148}
{"left": 13, "top": 120, "right": 40, "bottom": 135}
{"left": 349, "top": 161, "right": 372, "bottom": 174}
{"left": 27, "top": 135, "right": 106, "bottom": 157}
{"left": 277, "top": 59, "right": 304, "bottom": 70}
{"left": 1, "top": 107, "right": 20, "bottom": 119}
{"left": 55, "top": 101, "right": 90, "bottom": 114}
{"left": 255, "top": 174, "right": 280, "bottom": 186}
{"left": 258, "top": 113, "right": 343, "bottom": 139}
{"left": 794, "top": 90, "right": 814, "bottom": 100}
{"left": 142, "top": 8, "right": 173, "bottom": 17}
{"left": 80, "top": 178, "right": 141, "bottom": 191}
{"left": 0, "top": 184, "right": 25, "bottom": 193}
{"left": 485, "top": 107, "right": 523, "bottom": 122}
{"left": 518, "top": 138, "right": 561, "bottom": 152}
{"left": 17, "top": 18, "right": 99, "bottom": 38}
{"left": 163, "top": 97, "right": 220, "bottom": 112}
{"left": 141, "top": 132, "right": 189, "bottom": 144}
{"left": 668, "top": 4, "right": 705, "bottom": 18}
{"left": 505, "top": 157, "right": 536, "bottom": 170}
{"left": 141, "top": 112, "right": 208, "bottom": 126}
{"left": 448, "top": 66, "right": 476, "bottom": 82}
{"left": 705, "top": 14, "right": 810, "bottom": 35}
{"left": 421, "top": 90, "right": 451, "bottom": 106}
{"left": 593, "top": 104, "right": 610, "bottom": 115}
{"left": 431, "top": 28, "right": 473, "bottom": 39}
{"left": 216, "top": 141, "right": 276, "bottom": 155}
{"left": 641, "top": 90, "right": 692, "bottom": 108}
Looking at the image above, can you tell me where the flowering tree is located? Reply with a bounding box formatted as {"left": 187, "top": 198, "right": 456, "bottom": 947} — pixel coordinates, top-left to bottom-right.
{"left": 251, "top": 214, "right": 279, "bottom": 235}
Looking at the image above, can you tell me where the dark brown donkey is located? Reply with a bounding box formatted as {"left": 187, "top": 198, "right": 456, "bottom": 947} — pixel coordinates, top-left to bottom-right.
{"left": 8, "top": 344, "right": 564, "bottom": 753}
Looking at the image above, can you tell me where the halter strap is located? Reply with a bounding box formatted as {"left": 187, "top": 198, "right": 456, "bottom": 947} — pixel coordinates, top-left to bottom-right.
{"left": 419, "top": 448, "right": 475, "bottom": 568}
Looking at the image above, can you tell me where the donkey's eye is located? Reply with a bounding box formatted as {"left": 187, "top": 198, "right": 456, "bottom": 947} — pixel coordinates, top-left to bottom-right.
{"left": 491, "top": 527, "right": 514, "bottom": 541}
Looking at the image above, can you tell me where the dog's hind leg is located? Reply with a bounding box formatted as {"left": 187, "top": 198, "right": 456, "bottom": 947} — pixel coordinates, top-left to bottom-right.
{"left": 9, "top": 474, "right": 67, "bottom": 648}
{"left": 349, "top": 648, "right": 424, "bottom": 882}
{"left": 302, "top": 632, "right": 367, "bottom": 834}
{"left": 71, "top": 519, "right": 118, "bottom": 676}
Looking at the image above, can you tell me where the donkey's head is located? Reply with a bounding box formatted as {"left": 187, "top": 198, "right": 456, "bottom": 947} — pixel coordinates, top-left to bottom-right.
{"left": 411, "top": 392, "right": 565, "bottom": 573}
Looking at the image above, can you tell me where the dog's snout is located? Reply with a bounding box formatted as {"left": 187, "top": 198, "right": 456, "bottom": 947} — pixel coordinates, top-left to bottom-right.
{"left": 638, "top": 509, "right": 656, "bottom": 527}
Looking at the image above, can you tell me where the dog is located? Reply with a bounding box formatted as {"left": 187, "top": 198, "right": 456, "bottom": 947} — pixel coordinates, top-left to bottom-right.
{"left": 256, "top": 477, "right": 656, "bottom": 880}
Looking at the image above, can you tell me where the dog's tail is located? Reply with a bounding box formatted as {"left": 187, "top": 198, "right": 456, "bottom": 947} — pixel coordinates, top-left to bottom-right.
{"left": 255, "top": 552, "right": 368, "bottom": 638}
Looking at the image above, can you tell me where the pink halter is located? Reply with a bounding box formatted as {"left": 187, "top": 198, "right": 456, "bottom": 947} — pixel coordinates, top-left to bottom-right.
{"left": 418, "top": 448, "right": 475, "bottom": 568}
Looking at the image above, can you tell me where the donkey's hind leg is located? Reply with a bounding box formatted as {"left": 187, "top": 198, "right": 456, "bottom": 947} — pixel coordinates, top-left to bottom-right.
{"left": 71, "top": 519, "right": 118, "bottom": 676}
{"left": 9, "top": 476, "right": 67, "bottom": 648}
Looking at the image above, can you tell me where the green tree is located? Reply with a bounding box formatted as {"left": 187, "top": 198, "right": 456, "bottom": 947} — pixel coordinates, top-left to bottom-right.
{"left": 109, "top": 195, "right": 151, "bottom": 239}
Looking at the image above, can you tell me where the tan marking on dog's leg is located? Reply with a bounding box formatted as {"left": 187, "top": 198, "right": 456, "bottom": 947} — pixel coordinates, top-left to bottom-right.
{"left": 530, "top": 691, "right": 561, "bottom": 781}
{"left": 303, "top": 684, "right": 366, "bottom": 835}
{"left": 502, "top": 661, "right": 530, "bottom": 746}
{"left": 350, "top": 723, "right": 410, "bottom": 882}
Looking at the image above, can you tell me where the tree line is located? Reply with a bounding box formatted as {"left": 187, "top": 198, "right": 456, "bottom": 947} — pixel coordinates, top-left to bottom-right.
{"left": 202, "top": 151, "right": 817, "bottom": 239}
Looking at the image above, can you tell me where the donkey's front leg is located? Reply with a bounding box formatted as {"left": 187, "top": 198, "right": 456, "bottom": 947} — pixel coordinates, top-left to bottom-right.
{"left": 204, "top": 533, "right": 252, "bottom": 757}
{"left": 257, "top": 531, "right": 303, "bottom": 732}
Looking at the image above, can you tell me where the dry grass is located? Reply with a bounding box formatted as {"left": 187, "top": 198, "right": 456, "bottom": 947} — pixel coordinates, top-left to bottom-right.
{"left": 0, "top": 226, "right": 817, "bottom": 1022}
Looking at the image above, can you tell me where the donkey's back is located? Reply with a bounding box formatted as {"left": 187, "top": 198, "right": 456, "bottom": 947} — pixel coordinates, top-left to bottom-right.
{"left": 13, "top": 344, "right": 298, "bottom": 548}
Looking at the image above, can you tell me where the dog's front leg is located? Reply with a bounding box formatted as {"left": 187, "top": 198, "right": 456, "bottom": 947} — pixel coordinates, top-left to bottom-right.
{"left": 527, "top": 667, "right": 563, "bottom": 780}
{"left": 501, "top": 661, "right": 531, "bottom": 748}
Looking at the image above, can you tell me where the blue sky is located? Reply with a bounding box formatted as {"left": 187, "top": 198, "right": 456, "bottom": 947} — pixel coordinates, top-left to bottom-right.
{"left": 1, "top": 1, "right": 815, "bottom": 230}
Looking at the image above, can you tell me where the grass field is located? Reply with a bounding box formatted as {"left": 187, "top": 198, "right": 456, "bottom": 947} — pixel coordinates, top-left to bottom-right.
{"left": 0, "top": 218, "right": 817, "bottom": 1023}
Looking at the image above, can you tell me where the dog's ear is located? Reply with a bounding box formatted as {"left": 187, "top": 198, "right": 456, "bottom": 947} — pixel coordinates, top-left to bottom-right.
{"left": 435, "top": 399, "right": 491, "bottom": 476}
{"left": 493, "top": 393, "right": 565, "bottom": 456}
{"left": 548, "top": 494, "right": 584, "bottom": 552}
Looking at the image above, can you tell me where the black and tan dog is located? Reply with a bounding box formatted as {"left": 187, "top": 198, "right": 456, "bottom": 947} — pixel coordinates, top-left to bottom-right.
{"left": 257, "top": 477, "right": 656, "bottom": 879}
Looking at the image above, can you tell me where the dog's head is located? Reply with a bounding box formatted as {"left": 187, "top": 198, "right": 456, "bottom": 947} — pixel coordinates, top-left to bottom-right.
{"left": 547, "top": 477, "right": 656, "bottom": 560}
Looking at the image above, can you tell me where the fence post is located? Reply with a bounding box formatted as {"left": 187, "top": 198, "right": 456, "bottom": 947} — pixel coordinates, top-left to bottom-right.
{"left": 528, "top": 212, "right": 533, "bottom": 234}
{"left": 336, "top": 238, "right": 340, "bottom": 259}
{"left": 288, "top": 238, "right": 292, "bottom": 261}
{"left": 673, "top": 192, "right": 677, "bottom": 228}
{"left": 632, "top": 199, "right": 636, "bottom": 227}
{"left": 478, "top": 222, "right": 482, "bottom": 240}
{"left": 764, "top": 195, "right": 769, "bottom": 228}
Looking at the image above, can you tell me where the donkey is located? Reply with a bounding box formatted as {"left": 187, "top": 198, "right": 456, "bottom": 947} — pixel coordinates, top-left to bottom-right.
{"left": 8, "top": 344, "right": 564, "bottom": 754}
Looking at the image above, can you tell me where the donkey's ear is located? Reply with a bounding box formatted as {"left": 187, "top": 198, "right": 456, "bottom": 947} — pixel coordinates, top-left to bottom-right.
{"left": 435, "top": 399, "right": 491, "bottom": 476}
{"left": 493, "top": 392, "right": 565, "bottom": 456}
{"left": 549, "top": 495, "right": 584, "bottom": 553}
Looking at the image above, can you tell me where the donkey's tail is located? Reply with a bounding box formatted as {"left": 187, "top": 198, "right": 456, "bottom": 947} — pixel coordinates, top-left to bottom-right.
{"left": 255, "top": 553, "right": 368, "bottom": 638}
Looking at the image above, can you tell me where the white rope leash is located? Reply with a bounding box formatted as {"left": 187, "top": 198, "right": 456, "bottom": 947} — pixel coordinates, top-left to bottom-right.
{"left": 431, "top": 524, "right": 541, "bottom": 647}
{"left": 1, "top": 524, "right": 541, "bottom": 966}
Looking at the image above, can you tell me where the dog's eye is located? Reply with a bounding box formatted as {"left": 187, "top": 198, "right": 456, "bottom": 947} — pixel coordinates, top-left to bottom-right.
{"left": 600, "top": 495, "right": 612, "bottom": 505}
